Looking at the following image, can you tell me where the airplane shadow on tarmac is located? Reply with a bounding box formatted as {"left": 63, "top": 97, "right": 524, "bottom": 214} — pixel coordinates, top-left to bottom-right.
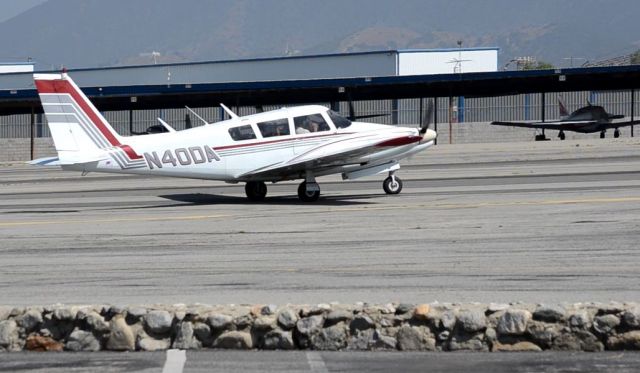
{"left": 157, "top": 193, "right": 378, "bottom": 206}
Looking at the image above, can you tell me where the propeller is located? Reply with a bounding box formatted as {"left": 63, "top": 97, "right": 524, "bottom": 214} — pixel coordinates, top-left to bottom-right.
{"left": 419, "top": 98, "right": 434, "bottom": 135}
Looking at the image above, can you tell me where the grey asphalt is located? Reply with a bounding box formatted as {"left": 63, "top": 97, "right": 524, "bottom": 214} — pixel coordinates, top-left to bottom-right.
{"left": 1, "top": 139, "right": 640, "bottom": 306}
{"left": 2, "top": 351, "right": 640, "bottom": 373}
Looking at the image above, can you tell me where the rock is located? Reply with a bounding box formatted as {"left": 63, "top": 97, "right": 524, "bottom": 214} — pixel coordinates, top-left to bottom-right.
{"left": 0, "top": 307, "right": 12, "bottom": 321}
{"left": 485, "top": 327, "right": 497, "bottom": 343}
{"left": 173, "top": 322, "right": 202, "bottom": 350}
{"left": 193, "top": 322, "right": 212, "bottom": 345}
{"left": 311, "top": 324, "right": 347, "bottom": 350}
{"left": 497, "top": 309, "right": 531, "bottom": 336}
{"left": 127, "top": 307, "right": 148, "bottom": 320}
{"left": 553, "top": 330, "right": 603, "bottom": 352}
{"left": 413, "top": 304, "right": 430, "bottom": 320}
{"left": 326, "top": 310, "right": 352, "bottom": 325}
{"left": 488, "top": 303, "right": 510, "bottom": 313}
{"left": 53, "top": 307, "right": 77, "bottom": 321}
{"left": 207, "top": 314, "right": 233, "bottom": 330}
{"left": 85, "top": 312, "right": 110, "bottom": 333}
{"left": 234, "top": 314, "right": 253, "bottom": 329}
{"left": 214, "top": 331, "right": 253, "bottom": 349}
{"left": 395, "top": 303, "right": 414, "bottom": 315}
{"left": 533, "top": 305, "right": 566, "bottom": 323}
{"left": 262, "top": 330, "right": 295, "bottom": 350}
{"left": 65, "top": 330, "right": 101, "bottom": 352}
{"left": 350, "top": 315, "right": 375, "bottom": 333}
{"left": 569, "top": 310, "right": 591, "bottom": 330}
{"left": 593, "top": 314, "right": 620, "bottom": 335}
{"left": 18, "top": 309, "right": 43, "bottom": 332}
{"left": 493, "top": 341, "right": 542, "bottom": 352}
{"left": 457, "top": 310, "right": 486, "bottom": 333}
{"left": 138, "top": 337, "right": 171, "bottom": 351}
{"left": 25, "top": 335, "right": 63, "bottom": 352}
{"left": 144, "top": 310, "right": 173, "bottom": 335}
{"left": 106, "top": 315, "right": 135, "bottom": 351}
{"left": 277, "top": 309, "right": 298, "bottom": 330}
{"left": 623, "top": 308, "right": 640, "bottom": 329}
{"left": 253, "top": 316, "right": 276, "bottom": 331}
{"left": 0, "top": 320, "right": 21, "bottom": 351}
{"left": 396, "top": 326, "right": 435, "bottom": 351}
{"left": 441, "top": 310, "right": 457, "bottom": 330}
{"left": 296, "top": 315, "right": 325, "bottom": 336}
{"left": 437, "top": 330, "right": 450, "bottom": 342}
{"left": 371, "top": 330, "right": 397, "bottom": 350}
{"left": 261, "top": 304, "right": 278, "bottom": 316}
{"left": 448, "top": 332, "right": 488, "bottom": 351}
{"left": 607, "top": 330, "right": 640, "bottom": 350}
{"left": 526, "top": 321, "right": 560, "bottom": 348}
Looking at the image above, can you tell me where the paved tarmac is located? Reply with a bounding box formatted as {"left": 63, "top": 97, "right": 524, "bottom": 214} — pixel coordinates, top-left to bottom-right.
{"left": 2, "top": 350, "right": 640, "bottom": 372}
{"left": 1, "top": 138, "right": 640, "bottom": 306}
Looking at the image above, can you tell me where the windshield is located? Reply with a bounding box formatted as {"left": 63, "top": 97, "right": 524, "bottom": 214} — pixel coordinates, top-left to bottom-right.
{"left": 328, "top": 110, "right": 351, "bottom": 129}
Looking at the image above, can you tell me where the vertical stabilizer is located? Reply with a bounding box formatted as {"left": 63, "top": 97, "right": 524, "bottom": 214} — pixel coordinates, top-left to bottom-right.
{"left": 33, "top": 73, "right": 144, "bottom": 167}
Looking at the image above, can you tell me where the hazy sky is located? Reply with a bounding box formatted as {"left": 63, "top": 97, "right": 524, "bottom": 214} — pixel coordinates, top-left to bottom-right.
{"left": 0, "top": 0, "right": 46, "bottom": 23}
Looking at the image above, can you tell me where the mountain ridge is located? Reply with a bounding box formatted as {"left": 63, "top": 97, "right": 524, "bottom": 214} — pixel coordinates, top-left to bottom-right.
{"left": 1, "top": 0, "right": 638, "bottom": 69}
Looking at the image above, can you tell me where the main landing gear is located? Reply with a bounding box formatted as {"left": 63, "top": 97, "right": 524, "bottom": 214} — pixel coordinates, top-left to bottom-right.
{"left": 298, "top": 181, "right": 320, "bottom": 202}
{"left": 558, "top": 131, "right": 566, "bottom": 140}
{"left": 614, "top": 128, "right": 620, "bottom": 138}
{"left": 245, "top": 181, "right": 267, "bottom": 202}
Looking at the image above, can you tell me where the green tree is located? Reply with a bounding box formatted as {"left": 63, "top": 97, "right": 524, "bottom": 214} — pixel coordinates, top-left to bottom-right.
{"left": 630, "top": 50, "right": 640, "bottom": 65}
{"left": 521, "top": 60, "right": 555, "bottom": 70}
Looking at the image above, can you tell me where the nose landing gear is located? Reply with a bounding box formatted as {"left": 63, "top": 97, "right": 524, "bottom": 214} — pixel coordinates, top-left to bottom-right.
{"left": 383, "top": 173, "right": 403, "bottom": 195}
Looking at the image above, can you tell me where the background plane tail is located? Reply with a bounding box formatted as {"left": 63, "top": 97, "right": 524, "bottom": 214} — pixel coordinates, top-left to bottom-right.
{"left": 34, "top": 73, "right": 144, "bottom": 167}
{"left": 558, "top": 96, "right": 569, "bottom": 118}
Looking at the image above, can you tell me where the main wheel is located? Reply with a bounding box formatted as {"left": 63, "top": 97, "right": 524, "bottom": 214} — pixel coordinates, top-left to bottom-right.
{"left": 614, "top": 129, "right": 620, "bottom": 138}
{"left": 383, "top": 176, "right": 403, "bottom": 195}
{"left": 600, "top": 131, "right": 606, "bottom": 139}
{"left": 298, "top": 182, "right": 320, "bottom": 202}
{"left": 245, "top": 181, "right": 267, "bottom": 201}
{"left": 558, "top": 131, "right": 565, "bottom": 140}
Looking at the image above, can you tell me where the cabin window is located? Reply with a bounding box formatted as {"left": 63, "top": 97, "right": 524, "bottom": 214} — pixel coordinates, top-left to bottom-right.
{"left": 328, "top": 110, "right": 352, "bottom": 129}
{"left": 258, "top": 118, "right": 290, "bottom": 138}
{"left": 294, "top": 114, "right": 330, "bottom": 134}
{"left": 228, "top": 125, "right": 257, "bottom": 141}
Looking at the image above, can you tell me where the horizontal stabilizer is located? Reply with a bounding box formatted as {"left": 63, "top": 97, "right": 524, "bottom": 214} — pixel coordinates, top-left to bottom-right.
{"left": 28, "top": 157, "right": 61, "bottom": 166}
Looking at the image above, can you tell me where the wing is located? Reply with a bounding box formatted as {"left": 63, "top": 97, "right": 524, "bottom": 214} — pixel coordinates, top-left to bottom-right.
{"left": 604, "top": 120, "right": 640, "bottom": 129}
{"left": 491, "top": 120, "right": 595, "bottom": 131}
{"left": 238, "top": 131, "right": 420, "bottom": 181}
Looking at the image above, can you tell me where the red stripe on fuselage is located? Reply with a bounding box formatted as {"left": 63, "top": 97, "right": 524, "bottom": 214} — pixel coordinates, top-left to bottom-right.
{"left": 376, "top": 135, "right": 422, "bottom": 147}
{"left": 35, "top": 78, "right": 142, "bottom": 160}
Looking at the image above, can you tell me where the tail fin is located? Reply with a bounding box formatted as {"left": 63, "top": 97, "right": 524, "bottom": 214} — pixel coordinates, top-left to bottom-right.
{"left": 34, "top": 72, "right": 143, "bottom": 166}
{"left": 558, "top": 96, "right": 569, "bottom": 118}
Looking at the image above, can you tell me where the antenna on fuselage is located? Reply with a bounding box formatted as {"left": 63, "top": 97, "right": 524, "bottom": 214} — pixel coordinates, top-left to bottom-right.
{"left": 185, "top": 106, "right": 209, "bottom": 125}
{"left": 220, "top": 103, "right": 239, "bottom": 120}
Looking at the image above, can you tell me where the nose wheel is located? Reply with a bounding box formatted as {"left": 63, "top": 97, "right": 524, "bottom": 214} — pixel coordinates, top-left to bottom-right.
{"left": 383, "top": 175, "right": 403, "bottom": 195}
{"left": 245, "top": 181, "right": 267, "bottom": 201}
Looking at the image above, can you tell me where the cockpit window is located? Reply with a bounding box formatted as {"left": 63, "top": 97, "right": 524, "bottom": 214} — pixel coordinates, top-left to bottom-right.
{"left": 228, "top": 125, "right": 257, "bottom": 141}
{"left": 328, "top": 110, "right": 352, "bottom": 129}
{"left": 294, "top": 114, "right": 330, "bottom": 134}
{"left": 258, "top": 118, "right": 290, "bottom": 138}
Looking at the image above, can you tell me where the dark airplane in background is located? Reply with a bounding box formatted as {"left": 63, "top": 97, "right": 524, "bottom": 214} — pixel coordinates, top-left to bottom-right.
{"left": 491, "top": 98, "right": 640, "bottom": 141}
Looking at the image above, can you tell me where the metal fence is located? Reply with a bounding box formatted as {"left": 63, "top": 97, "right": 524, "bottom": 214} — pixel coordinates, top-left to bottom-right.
{"left": 1, "top": 90, "right": 638, "bottom": 138}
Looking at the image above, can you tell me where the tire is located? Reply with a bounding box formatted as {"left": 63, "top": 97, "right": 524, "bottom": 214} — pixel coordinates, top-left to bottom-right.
{"left": 558, "top": 132, "right": 565, "bottom": 140}
{"left": 614, "top": 129, "right": 620, "bottom": 138}
{"left": 383, "top": 176, "right": 403, "bottom": 195}
{"left": 297, "top": 182, "right": 320, "bottom": 202}
{"left": 245, "top": 181, "right": 267, "bottom": 201}
{"left": 600, "top": 131, "right": 606, "bottom": 139}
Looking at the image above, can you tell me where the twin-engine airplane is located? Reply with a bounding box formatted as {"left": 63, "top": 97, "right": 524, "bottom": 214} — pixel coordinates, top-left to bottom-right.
{"left": 491, "top": 98, "right": 640, "bottom": 141}
{"left": 33, "top": 72, "right": 437, "bottom": 202}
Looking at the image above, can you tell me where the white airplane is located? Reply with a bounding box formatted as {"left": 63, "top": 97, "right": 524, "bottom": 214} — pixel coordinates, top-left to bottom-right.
{"left": 32, "top": 72, "right": 437, "bottom": 202}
